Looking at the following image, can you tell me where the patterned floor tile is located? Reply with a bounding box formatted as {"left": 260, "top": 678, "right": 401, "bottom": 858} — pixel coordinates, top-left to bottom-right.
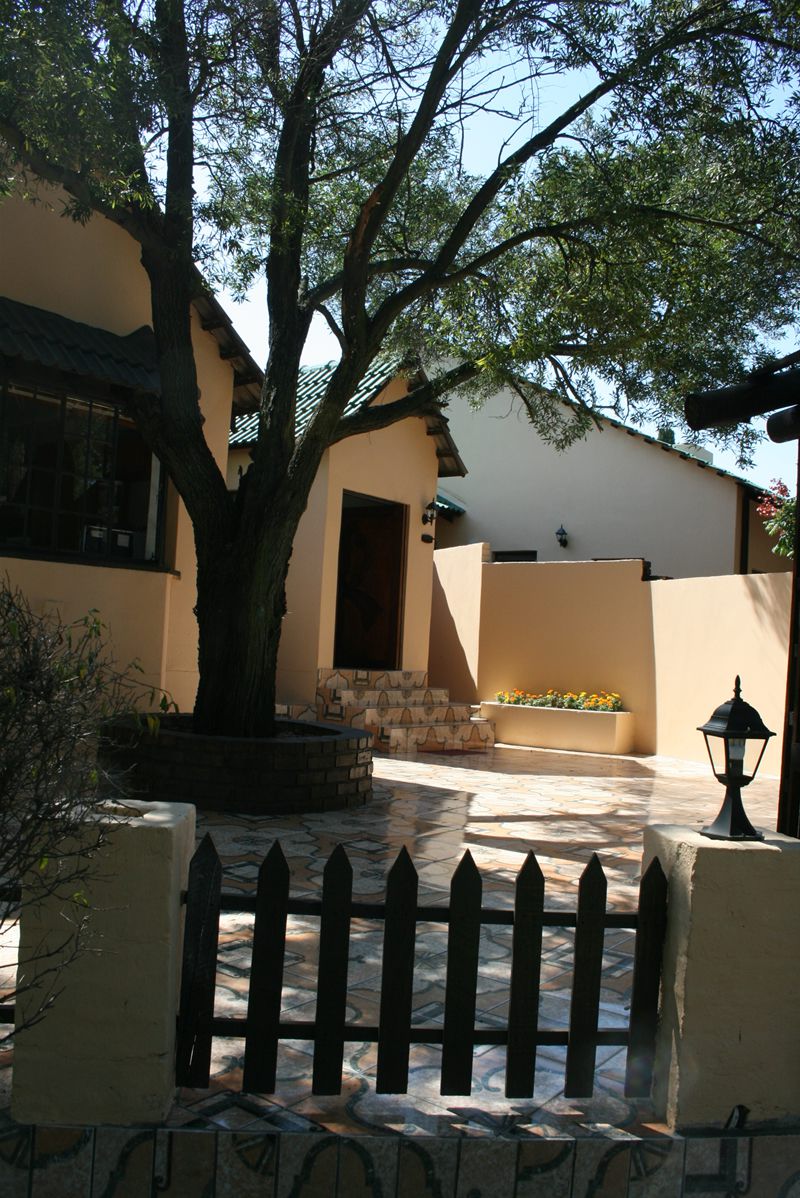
{"left": 0, "top": 1123, "right": 32, "bottom": 1198}
{"left": 91, "top": 1127, "right": 155, "bottom": 1198}
{"left": 215, "top": 1131, "right": 279, "bottom": 1198}
{"left": 152, "top": 1129, "right": 217, "bottom": 1197}
{"left": 747, "top": 1134, "right": 800, "bottom": 1196}
{"left": 571, "top": 1139, "right": 632, "bottom": 1196}
{"left": 275, "top": 1133, "right": 339, "bottom": 1198}
{"left": 337, "top": 1135, "right": 399, "bottom": 1197}
{"left": 455, "top": 1138, "right": 519, "bottom": 1196}
{"left": 397, "top": 1137, "right": 460, "bottom": 1197}
{"left": 515, "top": 1138, "right": 575, "bottom": 1197}
{"left": 626, "top": 1138, "right": 685, "bottom": 1198}
{"left": 30, "top": 1126, "right": 94, "bottom": 1198}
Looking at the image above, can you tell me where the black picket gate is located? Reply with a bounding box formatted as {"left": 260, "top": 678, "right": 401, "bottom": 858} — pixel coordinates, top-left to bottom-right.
{"left": 176, "top": 835, "right": 667, "bottom": 1099}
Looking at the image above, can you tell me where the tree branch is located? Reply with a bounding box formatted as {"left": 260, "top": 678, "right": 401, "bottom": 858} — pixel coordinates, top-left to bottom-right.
{"left": 368, "top": 2, "right": 762, "bottom": 340}
{"left": 329, "top": 359, "right": 480, "bottom": 443}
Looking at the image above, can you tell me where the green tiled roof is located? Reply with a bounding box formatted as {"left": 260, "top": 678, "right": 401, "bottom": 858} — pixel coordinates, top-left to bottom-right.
{"left": 0, "top": 295, "right": 160, "bottom": 392}
{"left": 229, "top": 357, "right": 402, "bottom": 445}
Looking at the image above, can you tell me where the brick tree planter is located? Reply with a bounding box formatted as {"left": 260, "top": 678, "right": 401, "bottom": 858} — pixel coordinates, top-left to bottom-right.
{"left": 101, "top": 714, "right": 373, "bottom": 814}
{"left": 480, "top": 702, "right": 635, "bottom": 755}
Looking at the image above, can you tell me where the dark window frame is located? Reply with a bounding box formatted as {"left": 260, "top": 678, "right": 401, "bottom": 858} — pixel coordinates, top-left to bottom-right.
{"left": 0, "top": 364, "right": 166, "bottom": 568}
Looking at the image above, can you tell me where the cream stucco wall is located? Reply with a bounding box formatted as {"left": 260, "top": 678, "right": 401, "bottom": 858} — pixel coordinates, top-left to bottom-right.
{"left": 651, "top": 571, "right": 790, "bottom": 773}
{"left": 436, "top": 388, "right": 765, "bottom": 579}
{"left": 0, "top": 189, "right": 235, "bottom": 712}
{"left": 231, "top": 386, "right": 442, "bottom": 705}
{"left": 3, "top": 557, "right": 173, "bottom": 696}
{"left": 430, "top": 548, "right": 790, "bottom": 770}
{"left": 429, "top": 550, "right": 657, "bottom": 750}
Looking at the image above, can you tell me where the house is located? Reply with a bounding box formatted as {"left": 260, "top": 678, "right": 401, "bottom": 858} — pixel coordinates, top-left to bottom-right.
{"left": 228, "top": 358, "right": 464, "bottom": 708}
{"left": 433, "top": 384, "right": 790, "bottom": 579}
{"left": 0, "top": 194, "right": 473, "bottom": 737}
{"left": 0, "top": 188, "right": 260, "bottom": 711}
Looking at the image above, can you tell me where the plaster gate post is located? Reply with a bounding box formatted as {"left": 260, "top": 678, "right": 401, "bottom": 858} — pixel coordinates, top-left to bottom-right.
{"left": 12, "top": 800, "right": 195, "bottom": 1125}
{"left": 644, "top": 824, "right": 800, "bottom": 1130}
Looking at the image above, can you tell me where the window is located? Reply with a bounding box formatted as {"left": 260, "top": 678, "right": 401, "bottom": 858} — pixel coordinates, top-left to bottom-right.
{"left": 492, "top": 550, "right": 538, "bottom": 563}
{"left": 0, "top": 375, "right": 163, "bottom": 564}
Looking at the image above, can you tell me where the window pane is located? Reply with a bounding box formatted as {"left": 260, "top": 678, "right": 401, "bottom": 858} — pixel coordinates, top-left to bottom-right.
{"left": 0, "top": 380, "right": 161, "bottom": 564}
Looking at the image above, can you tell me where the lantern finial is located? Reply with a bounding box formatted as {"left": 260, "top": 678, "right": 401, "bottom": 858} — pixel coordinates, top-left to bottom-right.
{"left": 734, "top": 675, "right": 741, "bottom": 699}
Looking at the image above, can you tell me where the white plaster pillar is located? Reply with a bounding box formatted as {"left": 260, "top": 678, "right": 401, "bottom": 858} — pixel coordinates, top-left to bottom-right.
{"left": 644, "top": 824, "right": 800, "bottom": 1130}
{"left": 12, "top": 800, "right": 195, "bottom": 1125}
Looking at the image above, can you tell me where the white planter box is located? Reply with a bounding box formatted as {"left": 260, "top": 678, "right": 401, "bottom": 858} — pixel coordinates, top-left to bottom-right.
{"left": 481, "top": 701, "right": 635, "bottom": 755}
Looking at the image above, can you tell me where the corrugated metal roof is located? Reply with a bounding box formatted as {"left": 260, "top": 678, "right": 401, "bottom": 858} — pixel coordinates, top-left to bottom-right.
{"left": 229, "top": 357, "right": 402, "bottom": 445}
{"left": 0, "top": 295, "right": 160, "bottom": 393}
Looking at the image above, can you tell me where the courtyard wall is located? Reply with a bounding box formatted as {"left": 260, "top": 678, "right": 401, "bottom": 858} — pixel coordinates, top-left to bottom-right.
{"left": 429, "top": 545, "right": 790, "bottom": 773}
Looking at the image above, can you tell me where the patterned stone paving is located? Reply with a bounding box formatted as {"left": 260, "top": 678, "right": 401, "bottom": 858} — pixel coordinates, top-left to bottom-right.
{"left": 2, "top": 745, "right": 799, "bottom": 1196}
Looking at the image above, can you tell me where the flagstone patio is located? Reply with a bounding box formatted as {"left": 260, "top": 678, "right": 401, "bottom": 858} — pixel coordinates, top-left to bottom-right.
{"left": 2, "top": 745, "right": 798, "bottom": 1197}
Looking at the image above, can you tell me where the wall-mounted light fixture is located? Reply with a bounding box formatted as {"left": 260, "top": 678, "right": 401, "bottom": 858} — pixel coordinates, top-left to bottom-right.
{"left": 555, "top": 524, "right": 569, "bottom": 548}
{"left": 422, "top": 500, "right": 438, "bottom": 526}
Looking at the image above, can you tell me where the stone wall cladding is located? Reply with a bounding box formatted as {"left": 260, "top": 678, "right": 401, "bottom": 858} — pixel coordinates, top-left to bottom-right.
{"left": 101, "top": 715, "right": 373, "bottom": 814}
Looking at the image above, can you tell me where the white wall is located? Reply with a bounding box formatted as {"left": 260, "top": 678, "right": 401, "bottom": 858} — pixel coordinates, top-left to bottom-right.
{"left": 436, "top": 388, "right": 746, "bottom": 579}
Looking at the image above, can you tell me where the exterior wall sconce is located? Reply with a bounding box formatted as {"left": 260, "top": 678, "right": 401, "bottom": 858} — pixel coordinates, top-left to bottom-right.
{"left": 421, "top": 500, "right": 437, "bottom": 543}
{"left": 555, "top": 525, "right": 569, "bottom": 548}
{"left": 698, "top": 676, "right": 774, "bottom": 840}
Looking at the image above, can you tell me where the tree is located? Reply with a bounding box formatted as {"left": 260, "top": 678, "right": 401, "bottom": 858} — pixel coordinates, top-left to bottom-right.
{"left": 1, "top": 0, "right": 798, "bottom": 736}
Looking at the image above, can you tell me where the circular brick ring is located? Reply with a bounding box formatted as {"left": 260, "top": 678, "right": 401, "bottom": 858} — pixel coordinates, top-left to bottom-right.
{"left": 100, "top": 714, "right": 373, "bottom": 813}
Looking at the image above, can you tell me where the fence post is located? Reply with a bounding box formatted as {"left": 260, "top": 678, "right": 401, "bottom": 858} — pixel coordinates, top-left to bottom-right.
{"left": 12, "top": 800, "right": 195, "bottom": 1125}
{"left": 644, "top": 824, "right": 800, "bottom": 1130}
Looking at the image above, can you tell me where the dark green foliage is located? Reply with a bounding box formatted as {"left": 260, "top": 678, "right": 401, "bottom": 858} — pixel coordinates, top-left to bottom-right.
{"left": 0, "top": 580, "right": 150, "bottom": 906}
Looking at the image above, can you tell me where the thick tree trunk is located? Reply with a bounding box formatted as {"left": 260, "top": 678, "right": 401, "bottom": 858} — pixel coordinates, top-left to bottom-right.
{"left": 191, "top": 478, "right": 309, "bottom": 737}
{"left": 192, "top": 542, "right": 285, "bottom": 737}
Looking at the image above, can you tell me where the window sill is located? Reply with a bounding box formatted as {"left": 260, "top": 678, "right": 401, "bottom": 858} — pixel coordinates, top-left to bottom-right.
{"left": 0, "top": 548, "right": 180, "bottom": 578}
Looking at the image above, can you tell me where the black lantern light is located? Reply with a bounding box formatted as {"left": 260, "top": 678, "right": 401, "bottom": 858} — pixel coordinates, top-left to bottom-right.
{"left": 698, "top": 676, "right": 774, "bottom": 840}
{"left": 555, "top": 524, "right": 569, "bottom": 548}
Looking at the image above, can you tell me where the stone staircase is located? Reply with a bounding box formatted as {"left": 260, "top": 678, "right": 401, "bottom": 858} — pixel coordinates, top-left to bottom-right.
{"left": 286, "top": 668, "right": 494, "bottom": 753}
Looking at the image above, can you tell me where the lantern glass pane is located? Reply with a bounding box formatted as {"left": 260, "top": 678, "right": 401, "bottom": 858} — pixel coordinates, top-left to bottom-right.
{"left": 726, "top": 736, "right": 746, "bottom": 780}
{"left": 703, "top": 732, "right": 726, "bottom": 780}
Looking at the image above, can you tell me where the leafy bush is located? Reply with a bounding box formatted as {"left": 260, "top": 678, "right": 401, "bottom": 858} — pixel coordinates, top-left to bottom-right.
{"left": 0, "top": 580, "right": 164, "bottom": 1032}
{"left": 757, "top": 479, "right": 796, "bottom": 558}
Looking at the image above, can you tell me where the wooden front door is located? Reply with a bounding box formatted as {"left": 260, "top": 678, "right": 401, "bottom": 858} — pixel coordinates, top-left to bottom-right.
{"left": 333, "top": 493, "right": 407, "bottom": 669}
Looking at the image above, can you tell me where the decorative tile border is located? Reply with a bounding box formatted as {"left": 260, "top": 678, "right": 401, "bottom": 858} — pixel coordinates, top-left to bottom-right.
{"left": 3, "top": 1125, "right": 800, "bottom": 1197}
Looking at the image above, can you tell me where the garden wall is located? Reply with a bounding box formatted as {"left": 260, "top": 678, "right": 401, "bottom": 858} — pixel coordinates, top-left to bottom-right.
{"left": 429, "top": 545, "right": 790, "bottom": 773}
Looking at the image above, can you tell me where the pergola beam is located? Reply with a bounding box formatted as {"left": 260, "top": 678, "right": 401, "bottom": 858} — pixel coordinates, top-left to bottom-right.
{"left": 685, "top": 369, "right": 800, "bottom": 433}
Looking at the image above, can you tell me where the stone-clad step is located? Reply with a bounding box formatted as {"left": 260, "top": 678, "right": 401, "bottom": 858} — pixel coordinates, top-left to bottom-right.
{"left": 318, "top": 668, "right": 428, "bottom": 691}
{"left": 376, "top": 720, "right": 495, "bottom": 754}
{"left": 361, "top": 703, "right": 474, "bottom": 727}
{"left": 335, "top": 687, "right": 450, "bottom": 706}
{"left": 310, "top": 667, "right": 495, "bottom": 755}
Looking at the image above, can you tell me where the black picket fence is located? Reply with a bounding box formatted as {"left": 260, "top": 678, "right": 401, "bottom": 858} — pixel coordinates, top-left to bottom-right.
{"left": 176, "top": 835, "right": 668, "bottom": 1100}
